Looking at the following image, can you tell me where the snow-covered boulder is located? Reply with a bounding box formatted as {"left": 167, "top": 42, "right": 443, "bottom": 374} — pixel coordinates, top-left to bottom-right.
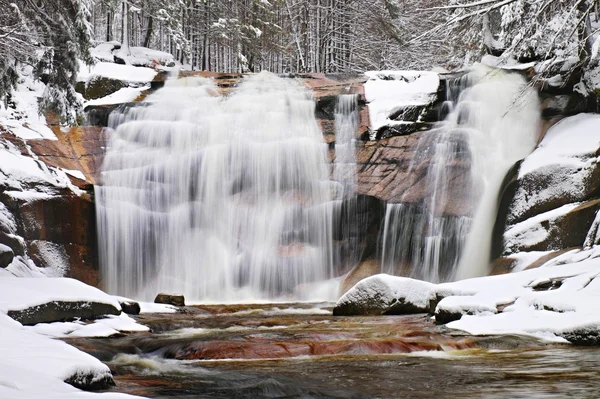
{"left": 0, "top": 313, "right": 116, "bottom": 391}
{"left": 333, "top": 274, "right": 438, "bottom": 316}
{"left": 500, "top": 114, "right": 600, "bottom": 256}
{"left": 434, "top": 295, "right": 497, "bottom": 324}
{"left": 0, "top": 278, "right": 121, "bottom": 325}
{"left": 78, "top": 62, "right": 157, "bottom": 101}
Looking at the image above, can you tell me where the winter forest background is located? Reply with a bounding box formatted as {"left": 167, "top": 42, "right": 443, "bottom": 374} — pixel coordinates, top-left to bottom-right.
{"left": 1, "top": 0, "right": 599, "bottom": 123}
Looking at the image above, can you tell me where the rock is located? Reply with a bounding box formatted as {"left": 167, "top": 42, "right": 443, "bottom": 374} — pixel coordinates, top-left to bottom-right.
{"left": 339, "top": 258, "right": 381, "bottom": 296}
{"left": 503, "top": 199, "right": 600, "bottom": 254}
{"left": 498, "top": 114, "right": 600, "bottom": 256}
{"left": 64, "top": 369, "right": 115, "bottom": 391}
{"left": 84, "top": 76, "right": 126, "bottom": 100}
{"left": 8, "top": 300, "right": 121, "bottom": 326}
{"left": 0, "top": 243, "right": 14, "bottom": 268}
{"left": 333, "top": 274, "right": 437, "bottom": 316}
{"left": 119, "top": 300, "right": 141, "bottom": 315}
{"left": 356, "top": 132, "right": 475, "bottom": 215}
{"left": 332, "top": 195, "right": 386, "bottom": 277}
{"left": 155, "top": 293, "right": 185, "bottom": 307}
{"left": 434, "top": 296, "right": 497, "bottom": 324}
{"left": 561, "top": 328, "right": 600, "bottom": 346}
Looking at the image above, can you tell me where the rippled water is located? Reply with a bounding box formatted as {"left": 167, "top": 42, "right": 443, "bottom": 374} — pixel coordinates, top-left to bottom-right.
{"left": 68, "top": 304, "right": 600, "bottom": 398}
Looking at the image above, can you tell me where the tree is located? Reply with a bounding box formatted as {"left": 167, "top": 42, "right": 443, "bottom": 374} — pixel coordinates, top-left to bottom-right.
{"left": 0, "top": 0, "right": 93, "bottom": 123}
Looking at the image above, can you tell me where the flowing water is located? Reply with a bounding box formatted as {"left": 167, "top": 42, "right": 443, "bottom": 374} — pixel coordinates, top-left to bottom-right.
{"left": 380, "top": 66, "right": 540, "bottom": 282}
{"left": 69, "top": 304, "right": 600, "bottom": 399}
{"left": 97, "top": 73, "right": 339, "bottom": 302}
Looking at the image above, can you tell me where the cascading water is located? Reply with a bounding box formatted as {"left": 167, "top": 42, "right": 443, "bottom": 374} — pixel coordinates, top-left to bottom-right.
{"left": 333, "top": 94, "right": 358, "bottom": 193}
{"left": 96, "top": 73, "right": 337, "bottom": 302}
{"left": 332, "top": 95, "right": 364, "bottom": 270}
{"left": 381, "top": 65, "right": 540, "bottom": 282}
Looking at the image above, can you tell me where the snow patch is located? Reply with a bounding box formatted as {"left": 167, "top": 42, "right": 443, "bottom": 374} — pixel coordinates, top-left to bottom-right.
{"left": 364, "top": 70, "right": 439, "bottom": 132}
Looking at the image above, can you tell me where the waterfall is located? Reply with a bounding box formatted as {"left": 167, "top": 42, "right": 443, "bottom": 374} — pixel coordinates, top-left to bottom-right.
{"left": 332, "top": 94, "right": 363, "bottom": 271}
{"left": 381, "top": 65, "right": 540, "bottom": 282}
{"left": 333, "top": 94, "right": 358, "bottom": 193}
{"left": 96, "top": 72, "right": 336, "bottom": 302}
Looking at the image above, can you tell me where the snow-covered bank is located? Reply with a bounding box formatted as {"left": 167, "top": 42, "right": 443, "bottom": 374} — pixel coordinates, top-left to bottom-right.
{"left": 0, "top": 271, "right": 182, "bottom": 398}
{"left": 335, "top": 247, "right": 600, "bottom": 343}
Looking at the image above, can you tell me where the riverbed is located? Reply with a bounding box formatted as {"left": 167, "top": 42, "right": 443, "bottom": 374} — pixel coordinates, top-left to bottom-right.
{"left": 68, "top": 303, "right": 600, "bottom": 398}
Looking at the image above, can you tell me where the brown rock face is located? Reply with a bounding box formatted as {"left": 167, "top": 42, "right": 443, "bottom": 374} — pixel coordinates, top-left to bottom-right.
{"left": 28, "top": 126, "right": 109, "bottom": 185}
{"left": 356, "top": 131, "right": 475, "bottom": 216}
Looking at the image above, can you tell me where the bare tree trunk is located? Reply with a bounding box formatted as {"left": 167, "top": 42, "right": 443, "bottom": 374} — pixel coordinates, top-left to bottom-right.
{"left": 143, "top": 16, "right": 153, "bottom": 48}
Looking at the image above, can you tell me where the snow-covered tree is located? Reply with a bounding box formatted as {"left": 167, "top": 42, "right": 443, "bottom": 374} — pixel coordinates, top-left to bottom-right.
{"left": 0, "top": 0, "right": 93, "bottom": 123}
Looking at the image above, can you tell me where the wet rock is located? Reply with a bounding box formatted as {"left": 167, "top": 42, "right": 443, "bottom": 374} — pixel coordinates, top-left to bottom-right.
{"left": 339, "top": 258, "right": 381, "bottom": 296}
{"left": 333, "top": 275, "right": 437, "bottom": 316}
{"left": 119, "top": 300, "right": 141, "bottom": 315}
{"left": 356, "top": 132, "right": 475, "bottom": 215}
{"left": 7, "top": 301, "right": 121, "bottom": 326}
{"left": 0, "top": 243, "right": 14, "bottom": 268}
{"left": 64, "top": 369, "right": 115, "bottom": 391}
{"left": 155, "top": 293, "right": 185, "bottom": 307}
{"left": 561, "top": 328, "right": 600, "bottom": 346}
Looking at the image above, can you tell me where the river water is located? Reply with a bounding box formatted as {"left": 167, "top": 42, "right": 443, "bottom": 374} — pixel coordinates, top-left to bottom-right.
{"left": 68, "top": 304, "right": 600, "bottom": 398}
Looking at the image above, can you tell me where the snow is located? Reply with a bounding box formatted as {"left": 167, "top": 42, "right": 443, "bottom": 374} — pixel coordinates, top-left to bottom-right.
{"left": 503, "top": 203, "right": 580, "bottom": 253}
{"left": 0, "top": 277, "right": 121, "bottom": 313}
{"left": 337, "top": 274, "right": 437, "bottom": 311}
{"left": 89, "top": 42, "right": 175, "bottom": 69}
{"left": 507, "top": 251, "right": 554, "bottom": 272}
{"left": 339, "top": 247, "right": 600, "bottom": 342}
{"left": 0, "top": 273, "right": 149, "bottom": 397}
{"left": 435, "top": 295, "right": 497, "bottom": 317}
{"left": 82, "top": 62, "right": 157, "bottom": 85}
{"left": 85, "top": 86, "right": 149, "bottom": 107}
{"left": 0, "top": 314, "right": 140, "bottom": 399}
{"left": 519, "top": 114, "right": 600, "bottom": 177}
{"left": 28, "top": 313, "right": 149, "bottom": 339}
{"left": 364, "top": 70, "right": 439, "bottom": 132}
{"left": 63, "top": 168, "right": 87, "bottom": 181}
{"left": 0, "top": 65, "right": 57, "bottom": 141}
{"left": 504, "top": 113, "right": 600, "bottom": 237}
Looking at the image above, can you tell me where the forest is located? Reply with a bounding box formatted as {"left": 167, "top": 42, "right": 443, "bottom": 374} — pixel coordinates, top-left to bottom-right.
{"left": 2, "top": 0, "right": 597, "bottom": 121}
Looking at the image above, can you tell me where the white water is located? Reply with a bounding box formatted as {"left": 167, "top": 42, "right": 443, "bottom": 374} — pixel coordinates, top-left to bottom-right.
{"left": 96, "top": 73, "right": 337, "bottom": 302}
{"left": 381, "top": 65, "right": 540, "bottom": 282}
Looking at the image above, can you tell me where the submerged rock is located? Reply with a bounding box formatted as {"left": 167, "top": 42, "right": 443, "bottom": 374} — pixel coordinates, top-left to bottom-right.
{"left": 333, "top": 274, "right": 437, "bottom": 316}
{"left": 155, "top": 293, "right": 185, "bottom": 307}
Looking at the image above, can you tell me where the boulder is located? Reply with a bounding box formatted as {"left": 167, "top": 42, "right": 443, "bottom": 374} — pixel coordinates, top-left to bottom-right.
{"left": 0, "top": 243, "right": 14, "bottom": 268}
{"left": 498, "top": 114, "right": 600, "bottom": 257}
{"left": 503, "top": 199, "right": 600, "bottom": 254}
{"left": 119, "top": 300, "right": 141, "bottom": 315}
{"left": 84, "top": 76, "right": 126, "bottom": 100}
{"left": 155, "top": 293, "right": 185, "bottom": 307}
{"left": 64, "top": 369, "right": 115, "bottom": 391}
{"left": 8, "top": 300, "right": 120, "bottom": 326}
{"left": 339, "top": 258, "right": 381, "bottom": 296}
{"left": 434, "top": 296, "right": 497, "bottom": 324}
{"left": 561, "top": 327, "right": 600, "bottom": 346}
{"left": 333, "top": 274, "right": 437, "bottom": 316}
